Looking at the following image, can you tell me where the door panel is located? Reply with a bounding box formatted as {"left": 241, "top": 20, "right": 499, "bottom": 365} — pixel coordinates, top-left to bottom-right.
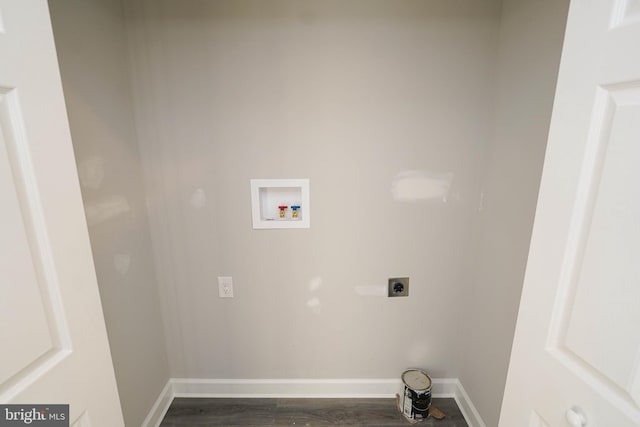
{"left": 0, "top": 2, "right": 123, "bottom": 425}
{"left": 529, "top": 411, "right": 552, "bottom": 427}
{"left": 545, "top": 82, "right": 640, "bottom": 417}
{"left": 0, "top": 86, "right": 69, "bottom": 395}
{"left": 611, "top": 0, "right": 640, "bottom": 28}
{"left": 560, "top": 85, "right": 640, "bottom": 406}
{"left": 500, "top": 0, "right": 640, "bottom": 425}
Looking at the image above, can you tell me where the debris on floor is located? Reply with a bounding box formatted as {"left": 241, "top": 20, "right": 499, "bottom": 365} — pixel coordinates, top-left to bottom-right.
{"left": 395, "top": 393, "right": 447, "bottom": 423}
{"left": 429, "top": 406, "right": 446, "bottom": 420}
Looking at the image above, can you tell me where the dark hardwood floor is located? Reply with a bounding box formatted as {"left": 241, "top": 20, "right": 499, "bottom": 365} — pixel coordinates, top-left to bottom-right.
{"left": 160, "top": 397, "right": 469, "bottom": 426}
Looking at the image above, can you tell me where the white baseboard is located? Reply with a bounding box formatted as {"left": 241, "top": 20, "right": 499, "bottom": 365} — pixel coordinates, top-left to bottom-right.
{"left": 141, "top": 380, "right": 174, "bottom": 427}
{"left": 452, "top": 379, "right": 487, "bottom": 427}
{"left": 142, "top": 377, "right": 486, "bottom": 427}
{"left": 171, "top": 377, "right": 402, "bottom": 398}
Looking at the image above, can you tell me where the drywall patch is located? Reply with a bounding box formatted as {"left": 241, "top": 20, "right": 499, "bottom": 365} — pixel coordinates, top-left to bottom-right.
{"left": 307, "top": 276, "right": 322, "bottom": 314}
{"left": 0, "top": 8, "right": 6, "bottom": 34}
{"left": 306, "top": 297, "right": 321, "bottom": 313}
{"left": 84, "top": 195, "right": 131, "bottom": 226}
{"left": 306, "top": 277, "right": 322, "bottom": 313}
{"left": 77, "top": 156, "right": 105, "bottom": 190}
{"left": 189, "top": 188, "right": 206, "bottom": 208}
{"left": 391, "top": 170, "right": 453, "bottom": 202}
{"left": 113, "top": 254, "right": 131, "bottom": 276}
{"left": 308, "top": 276, "right": 322, "bottom": 292}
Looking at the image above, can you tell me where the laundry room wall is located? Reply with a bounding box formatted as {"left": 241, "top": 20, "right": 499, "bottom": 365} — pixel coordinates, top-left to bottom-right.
{"left": 125, "top": 0, "right": 501, "bottom": 380}
{"left": 458, "top": 0, "right": 570, "bottom": 425}
{"left": 49, "top": 0, "right": 571, "bottom": 424}
{"left": 48, "top": 0, "right": 170, "bottom": 425}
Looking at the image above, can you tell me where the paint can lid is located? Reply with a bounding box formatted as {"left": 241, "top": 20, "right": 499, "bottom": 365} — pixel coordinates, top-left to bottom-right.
{"left": 402, "top": 369, "right": 432, "bottom": 391}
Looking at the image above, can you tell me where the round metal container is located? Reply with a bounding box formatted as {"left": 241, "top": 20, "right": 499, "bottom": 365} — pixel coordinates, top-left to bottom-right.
{"left": 400, "top": 369, "right": 432, "bottom": 421}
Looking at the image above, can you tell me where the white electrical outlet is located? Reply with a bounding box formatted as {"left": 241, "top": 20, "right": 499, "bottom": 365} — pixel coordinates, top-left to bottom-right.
{"left": 218, "top": 276, "right": 233, "bottom": 298}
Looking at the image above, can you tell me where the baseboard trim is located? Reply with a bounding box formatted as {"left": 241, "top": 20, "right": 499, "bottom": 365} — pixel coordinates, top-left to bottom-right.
{"left": 142, "top": 377, "right": 486, "bottom": 427}
{"left": 141, "top": 380, "right": 174, "bottom": 427}
{"left": 172, "top": 377, "right": 401, "bottom": 398}
{"left": 452, "top": 379, "right": 487, "bottom": 427}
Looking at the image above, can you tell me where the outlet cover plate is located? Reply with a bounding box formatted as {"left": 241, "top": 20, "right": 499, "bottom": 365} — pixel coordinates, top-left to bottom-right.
{"left": 388, "top": 277, "right": 409, "bottom": 297}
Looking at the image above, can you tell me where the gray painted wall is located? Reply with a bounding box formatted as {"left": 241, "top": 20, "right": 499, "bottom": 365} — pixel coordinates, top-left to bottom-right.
{"left": 125, "top": 0, "right": 501, "bottom": 380}
{"left": 49, "top": 0, "right": 569, "bottom": 424}
{"left": 459, "top": 0, "right": 569, "bottom": 425}
{"left": 48, "top": 0, "right": 170, "bottom": 425}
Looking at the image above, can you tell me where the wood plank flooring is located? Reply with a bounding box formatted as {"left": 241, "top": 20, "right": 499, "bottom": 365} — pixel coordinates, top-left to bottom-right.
{"left": 160, "top": 397, "right": 469, "bottom": 426}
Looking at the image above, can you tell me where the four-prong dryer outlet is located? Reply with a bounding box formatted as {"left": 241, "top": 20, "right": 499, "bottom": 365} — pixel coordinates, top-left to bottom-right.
{"left": 388, "top": 277, "right": 409, "bottom": 297}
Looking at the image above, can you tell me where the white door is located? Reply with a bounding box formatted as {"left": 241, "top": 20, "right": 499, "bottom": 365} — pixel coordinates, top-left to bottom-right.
{"left": 500, "top": 0, "right": 640, "bottom": 426}
{"left": 0, "top": 1, "right": 124, "bottom": 426}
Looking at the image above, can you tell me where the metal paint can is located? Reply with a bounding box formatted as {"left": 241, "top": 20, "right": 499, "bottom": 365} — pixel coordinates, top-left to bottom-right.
{"left": 401, "top": 369, "right": 432, "bottom": 421}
